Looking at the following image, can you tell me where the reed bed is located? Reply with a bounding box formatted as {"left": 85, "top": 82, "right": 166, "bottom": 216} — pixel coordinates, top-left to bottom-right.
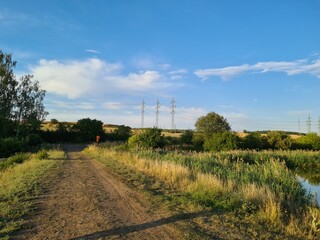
{"left": 84, "top": 145, "right": 320, "bottom": 239}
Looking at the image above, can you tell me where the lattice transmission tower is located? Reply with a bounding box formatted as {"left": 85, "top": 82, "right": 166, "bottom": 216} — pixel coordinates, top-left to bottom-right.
{"left": 155, "top": 99, "right": 160, "bottom": 128}
{"left": 170, "top": 97, "right": 176, "bottom": 130}
{"left": 307, "top": 114, "right": 312, "bottom": 133}
{"left": 141, "top": 99, "right": 145, "bottom": 129}
{"left": 318, "top": 117, "right": 320, "bottom": 136}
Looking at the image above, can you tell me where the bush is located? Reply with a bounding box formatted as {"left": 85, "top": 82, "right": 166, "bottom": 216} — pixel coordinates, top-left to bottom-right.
{"left": 108, "top": 125, "right": 132, "bottom": 141}
{"left": 295, "top": 133, "right": 320, "bottom": 150}
{"left": 266, "top": 131, "right": 293, "bottom": 150}
{"left": 180, "top": 130, "right": 194, "bottom": 144}
{"left": 128, "top": 128, "right": 164, "bottom": 149}
{"left": 240, "top": 132, "right": 268, "bottom": 150}
{"left": 73, "top": 118, "right": 105, "bottom": 142}
{"left": 128, "top": 135, "right": 143, "bottom": 149}
{"left": 0, "top": 153, "right": 29, "bottom": 171}
{"left": 204, "top": 132, "right": 239, "bottom": 152}
{"left": 25, "top": 133, "right": 43, "bottom": 146}
{"left": 0, "top": 137, "right": 26, "bottom": 158}
{"left": 35, "top": 149, "right": 49, "bottom": 160}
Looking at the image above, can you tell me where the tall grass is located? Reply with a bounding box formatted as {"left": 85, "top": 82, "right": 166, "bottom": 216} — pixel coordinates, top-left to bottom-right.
{"left": 0, "top": 150, "right": 65, "bottom": 238}
{"left": 84, "top": 145, "right": 320, "bottom": 239}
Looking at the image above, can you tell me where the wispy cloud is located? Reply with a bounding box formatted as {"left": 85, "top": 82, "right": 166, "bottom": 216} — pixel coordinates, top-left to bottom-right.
{"left": 168, "top": 68, "right": 188, "bottom": 80}
{"left": 194, "top": 58, "right": 320, "bottom": 80}
{"left": 30, "top": 58, "right": 182, "bottom": 99}
{"left": 85, "top": 49, "right": 101, "bottom": 54}
{"left": 195, "top": 65, "right": 250, "bottom": 80}
{"left": 0, "top": 9, "right": 33, "bottom": 26}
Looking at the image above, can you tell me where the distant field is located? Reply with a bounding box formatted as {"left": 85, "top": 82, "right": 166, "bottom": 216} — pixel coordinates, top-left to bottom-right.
{"left": 42, "top": 122, "right": 303, "bottom": 139}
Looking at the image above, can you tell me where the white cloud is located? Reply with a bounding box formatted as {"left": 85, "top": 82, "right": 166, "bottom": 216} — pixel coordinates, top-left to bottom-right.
{"left": 30, "top": 58, "right": 180, "bottom": 99}
{"left": 85, "top": 49, "right": 101, "bottom": 54}
{"left": 168, "top": 68, "right": 188, "bottom": 80}
{"left": 194, "top": 64, "right": 250, "bottom": 80}
{"left": 31, "top": 58, "right": 121, "bottom": 98}
{"left": 194, "top": 58, "right": 320, "bottom": 80}
{"left": 131, "top": 56, "right": 171, "bottom": 71}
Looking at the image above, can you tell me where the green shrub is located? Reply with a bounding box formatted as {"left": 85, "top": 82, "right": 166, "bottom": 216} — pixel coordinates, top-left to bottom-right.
{"left": 296, "top": 133, "right": 320, "bottom": 150}
{"left": 240, "top": 132, "right": 268, "bottom": 150}
{"left": 180, "top": 130, "right": 194, "bottom": 144}
{"left": 0, "top": 138, "right": 26, "bottom": 158}
{"left": 128, "top": 128, "right": 164, "bottom": 149}
{"left": 266, "top": 131, "right": 293, "bottom": 150}
{"left": 35, "top": 149, "right": 49, "bottom": 160}
{"left": 0, "top": 153, "right": 29, "bottom": 171}
{"left": 25, "top": 133, "right": 43, "bottom": 147}
{"left": 204, "top": 132, "right": 239, "bottom": 152}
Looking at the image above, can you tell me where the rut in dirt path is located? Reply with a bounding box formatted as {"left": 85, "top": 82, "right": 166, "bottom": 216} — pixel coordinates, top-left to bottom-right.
{"left": 13, "top": 145, "right": 193, "bottom": 240}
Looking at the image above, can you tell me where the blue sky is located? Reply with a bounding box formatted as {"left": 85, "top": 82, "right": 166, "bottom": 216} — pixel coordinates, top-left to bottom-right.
{"left": 1, "top": 0, "right": 320, "bottom": 131}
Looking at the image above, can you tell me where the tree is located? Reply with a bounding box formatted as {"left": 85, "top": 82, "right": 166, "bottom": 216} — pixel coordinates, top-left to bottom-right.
{"left": 50, "top": 118, "right": 59, "bottom": 124}
{"left": 14, "top": 75, "right": 47, "bottom": 137}
{"left": 193, "top": 112, "right": 231, "bottom": 145}
{"left": 0, "top": 51, "right": 17, "bottom": 137}
{"left": 0, "top": 50, "right": 47, "bottom": 138}
{"left": 73, "top": 118, "right": 105, "bottom": 142}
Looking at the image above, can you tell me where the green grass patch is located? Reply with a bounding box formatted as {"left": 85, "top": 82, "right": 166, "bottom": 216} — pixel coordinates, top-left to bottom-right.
{"left": 0, "top": 150, "right": 65, "bottom": 239}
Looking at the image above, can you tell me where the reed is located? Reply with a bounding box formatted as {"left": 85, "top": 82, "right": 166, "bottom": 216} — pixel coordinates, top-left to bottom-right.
{"left": 83, "top": 145, "right": 320, "bottom": 238}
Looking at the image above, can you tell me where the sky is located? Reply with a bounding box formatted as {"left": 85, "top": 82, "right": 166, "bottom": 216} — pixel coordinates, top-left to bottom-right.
{"left": 1, "top": 0, "right": 320, "bottom": 132}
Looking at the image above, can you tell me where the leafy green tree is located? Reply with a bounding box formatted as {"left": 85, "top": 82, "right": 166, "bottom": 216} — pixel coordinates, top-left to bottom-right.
{"left": 50, "top": 118, "right": 59, "bottom": 124}
{"left": 194, "top": 112, "right": 231, "bottom": 140}
{"left": 74, "top": 118, "right": 105, "bottom": 142}
{"left": 193, "top": 112, "right": 231, "bottom": 149}
{"left": 0, "top": 51, "right": 18, "bottom": 137}
{"left": 0, "top": 50, "right": 47, "bottom": 138}
{"left": 14, "top": 75, "right": 47, "bottom": 137}
{"left": 204, "top": 132, "right": 239, "bottom": 152}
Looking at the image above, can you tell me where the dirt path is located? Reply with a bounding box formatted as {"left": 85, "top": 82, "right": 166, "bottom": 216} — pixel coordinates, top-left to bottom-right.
{"left": 13, "top": 145, "right": 188, "bottom": 240}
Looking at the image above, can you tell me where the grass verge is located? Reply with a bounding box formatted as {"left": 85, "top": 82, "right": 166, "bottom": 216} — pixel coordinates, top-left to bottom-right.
{"left": 83, "top": 145, "right": 320, "bottom": 239}
{"left": 0, "top": 149, "right": 66, "bottom": 239}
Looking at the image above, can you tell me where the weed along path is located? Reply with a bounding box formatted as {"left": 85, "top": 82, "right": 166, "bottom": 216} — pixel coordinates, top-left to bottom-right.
{"left": 14, "top": 145, "right": 185, "bottom": 240}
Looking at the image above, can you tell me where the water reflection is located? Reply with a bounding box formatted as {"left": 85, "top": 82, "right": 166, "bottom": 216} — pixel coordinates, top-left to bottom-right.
{"left": 296, "top": 170, "right": 320, "bottom": 205}
{"left": 297, "top": 170, "right": 320, "bottom": 185}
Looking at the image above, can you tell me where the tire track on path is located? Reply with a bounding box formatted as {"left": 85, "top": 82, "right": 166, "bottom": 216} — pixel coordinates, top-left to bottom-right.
{"left": 14, "top": 145, "right": 185, "bottom": 240}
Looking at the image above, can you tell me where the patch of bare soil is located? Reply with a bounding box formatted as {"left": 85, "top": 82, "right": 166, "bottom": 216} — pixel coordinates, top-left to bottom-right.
{"left": 13, "top": 145, "right": 189, "bottom": 240}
